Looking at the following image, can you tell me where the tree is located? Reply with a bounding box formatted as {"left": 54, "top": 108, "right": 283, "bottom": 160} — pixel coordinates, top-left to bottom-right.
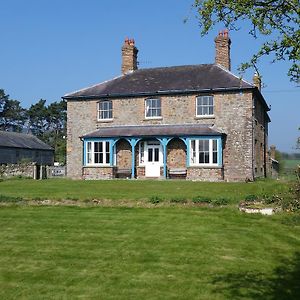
{"left": 0, "top": 89, "right": 9, "bottom": 113}
{"left": 0, "top": 99, "right": 26, "bottom": 132}
{"left": 192, "top": 0, "right": 300, "bottom": 82}
{"left": 26, "top": 99, "right": 48, "bottom": 137}
{"left": 45, "top": 100, "right": 67, "bottom": 164}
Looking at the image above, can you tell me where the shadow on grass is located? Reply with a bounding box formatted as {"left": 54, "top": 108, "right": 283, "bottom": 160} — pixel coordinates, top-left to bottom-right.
{"left": 212, "top": 252, "right": 300, "bottom": 300}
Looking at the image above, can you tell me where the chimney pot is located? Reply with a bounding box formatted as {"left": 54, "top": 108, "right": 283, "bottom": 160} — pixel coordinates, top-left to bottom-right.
{"left": 253, "top": 72, "right": 262, "bottom": 91}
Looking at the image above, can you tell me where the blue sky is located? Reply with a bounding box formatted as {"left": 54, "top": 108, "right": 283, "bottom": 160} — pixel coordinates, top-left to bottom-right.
{"left": 1, "top": 0, "right": 299, "bottom": 153}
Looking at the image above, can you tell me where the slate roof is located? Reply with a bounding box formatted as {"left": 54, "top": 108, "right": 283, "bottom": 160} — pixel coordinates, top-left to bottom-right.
{"left": 0, "top": 131, "right": 53, "bottom": 150}
{"left": 63, "top": 64, "right": 255, "bottom": 99}
{"left": 82, "top": 124, "right": 223, "bottom": 139}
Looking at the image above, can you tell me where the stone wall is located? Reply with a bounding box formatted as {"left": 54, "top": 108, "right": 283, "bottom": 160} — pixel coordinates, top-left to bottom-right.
{"left": 167, "top": 139, "right": 186, "bottom": 168}
{"left": 116, "top": 139, "right": 131, "bottom": 168}
{"left": 0, "top": 163, "right": 47, "bottom": 179}
{"left": 187, "top": 167, "right": 223, "bottom": 181}
{"left": 253, "top": 96, "right": 268, "bottom": 178}
{"left": 67, "top": 89, "right": 258, "bottom": 181}
{"left": 82, "top": 167, "right": 114, "bottom": 180}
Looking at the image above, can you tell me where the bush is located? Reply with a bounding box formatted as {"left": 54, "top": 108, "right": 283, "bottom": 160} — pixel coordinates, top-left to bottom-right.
{"left": 170, "top": 197, "right": 187, "bottom": 204}
{"left": 192, "top": 196, "right": 212, "bottom": 204}
{"left": 244, "top": 194, "right": 258, "bottom": 202}
{"left": 0, "top": 194, "right": 24, "bottom": 203}
{"left": 149, "top": 195, "right": 163, "bottom": 204}
{"left": 212, "top": 197, "right": 230, "bottom": 206}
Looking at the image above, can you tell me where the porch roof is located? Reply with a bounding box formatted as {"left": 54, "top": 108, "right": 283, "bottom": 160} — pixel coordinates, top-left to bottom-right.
{"left": 82, "top": 124, "right": 223, "bottom": 139}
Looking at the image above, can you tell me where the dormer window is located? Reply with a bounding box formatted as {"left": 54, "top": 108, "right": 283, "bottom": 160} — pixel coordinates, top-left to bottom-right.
{"left": 145, "top": 98, "right": 161, "bottom": 118}
{"left": 196, "top": 95, "right": 214, "bottom": 117}
{"left": 98, "top": 100, "right": 112, "bottom": 120}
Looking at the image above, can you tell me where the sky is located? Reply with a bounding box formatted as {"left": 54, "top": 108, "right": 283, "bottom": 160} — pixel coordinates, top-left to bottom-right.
{"left": 0, "top": 0, "right": 299, "bottom": 153}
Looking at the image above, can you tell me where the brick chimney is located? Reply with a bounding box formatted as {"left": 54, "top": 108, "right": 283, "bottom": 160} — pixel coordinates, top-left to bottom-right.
{"left": 253, "top": 72, "right": 262, "bottom": 91}
{"left": 121, "top": 37, "right": 138, "bottom": 74}
{"left": 214, "top": 29, "right": 231, "bottom": 71}
{"left": 270, "top": 145, "right": 276, "bottom": 160}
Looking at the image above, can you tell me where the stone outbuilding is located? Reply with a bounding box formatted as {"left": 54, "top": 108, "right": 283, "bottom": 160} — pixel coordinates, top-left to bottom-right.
{"left": 0, "top": 131, "right": 54, "bottom": 178}
{"left": 63, "top": 31, "right": 271, "bottom": 181}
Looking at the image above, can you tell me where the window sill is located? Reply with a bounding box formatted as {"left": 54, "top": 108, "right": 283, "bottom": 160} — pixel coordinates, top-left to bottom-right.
{"left": 195, "top": 115, "right": 215, "bottom": 120}
{"left": 144, "top": 117, "right": 163, "bottom": 121}
{"left": 84, "top": 165, "right": 112, "bottom": 168}
{"left": 97, "top": 119, "right": 113, "bottom": 123}
{"left": 188, "top": 165, "right": 222, "bottom": 169}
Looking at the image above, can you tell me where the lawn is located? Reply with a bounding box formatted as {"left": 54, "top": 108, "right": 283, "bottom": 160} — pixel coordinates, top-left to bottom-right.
{"left": 0, "top": 178, "right": 291, "bottom": 204}
{"left": 0, "top": 206, "right": 299, "bottom": 299}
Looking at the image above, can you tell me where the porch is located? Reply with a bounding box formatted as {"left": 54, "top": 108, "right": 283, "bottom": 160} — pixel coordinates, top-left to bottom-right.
{"left": 81, "top": 124, "right": 224, "bottom": 181}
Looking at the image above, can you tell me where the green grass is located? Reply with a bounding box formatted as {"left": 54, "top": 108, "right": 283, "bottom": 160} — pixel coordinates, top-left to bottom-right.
{"left": 0, "top": 206, "right": 299, "bottom": 299}
{"left": 0, "top": 178, "right": 291, "bottom": 204}
{"left": 283, "top": 159, "right": 300, "bottom": 169}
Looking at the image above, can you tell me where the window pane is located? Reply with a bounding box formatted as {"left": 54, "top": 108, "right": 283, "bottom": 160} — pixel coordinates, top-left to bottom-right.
{"left": 87, "top": 153, "right": 92, "bottom": 164}
{"left": 87, "top": 142, "right": 92, "bottom": 152}
{"left": 213, "top": 140, "right": 217, "bottom": 151}
{"left": 106, "top": 153, "right": 110, "bottom": 164}
{"left": 205, "top": 153, "right": 209, "bottom": 163}
{"left": 140, "top": 142, "right": 144, "bottom": 163}
{"left": 94, "top": 153, "right": 100, "bottom": 164}
{"left": 199, "top": 152, "right": 204, "bottom": 163}
{"left": 202, "top": 106, "right": 208, "bottom": 115}
{"left": 213, "top": 152, "right": 218, "bottom": 164}
{"left": 106, "top": 142, "right": 109, "bottom": 153}
{"left": 148, "top": 148, "right": 153, "bottom": 162}
{"left": 204, "top": 140, "right": 209, "bottom": 151}
{"left": 99, "top": 153, "right": 103, "bottom": 164}
{"left": 154, "top": 148, "right": 159, "bottom": 162}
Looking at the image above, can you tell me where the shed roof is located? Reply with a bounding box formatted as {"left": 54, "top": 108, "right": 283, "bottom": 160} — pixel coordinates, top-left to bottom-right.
{"left": 64, "top": 64, "right": 255, "bottom": 100}
{"left": 0, "top": 131, "right": 53, "bottom": 150}
{"left": 82, "top": 124, "right": 223, "bottom": 139}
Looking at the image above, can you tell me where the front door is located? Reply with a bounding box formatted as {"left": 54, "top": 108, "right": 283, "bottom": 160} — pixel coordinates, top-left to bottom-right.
{"left": 145, "top": 142, "right": 161, "bottom": 177}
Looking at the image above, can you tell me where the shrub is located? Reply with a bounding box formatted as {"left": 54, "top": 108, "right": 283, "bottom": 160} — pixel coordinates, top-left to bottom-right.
{"left": 149, "top": 195, "right": 163, "bottom": 204}
{"left": 245, "top": 194, "right": 258, "bottom": 202}
{"left": 212, "top": 197, "right": 230, "bottom": 206}
{"left": 170, "top": 197, "right": 187, "bottom": 204}
{"left": 0, "top": 194, "right": 24, "bottom": 203}
{"left": 192, "top": 196, "right": 212, "bottom": 204}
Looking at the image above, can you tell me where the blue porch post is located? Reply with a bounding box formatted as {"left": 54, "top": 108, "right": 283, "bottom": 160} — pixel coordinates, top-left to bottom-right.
{"left": 109, "top": 139, "right": 119, "bottom": 167}
{"left": 179, "top": 137, "right": 189, "bottom": 167}
{"left": 158, "top": 137, "right": 171, "bottom": 178}
{"left": 126, "top": 138, "right": 140, "bottom": 179}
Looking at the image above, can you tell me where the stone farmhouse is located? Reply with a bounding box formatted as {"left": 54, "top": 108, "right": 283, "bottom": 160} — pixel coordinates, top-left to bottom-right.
{"left": 63, "top": 31, "right": 270, "bottom": 181}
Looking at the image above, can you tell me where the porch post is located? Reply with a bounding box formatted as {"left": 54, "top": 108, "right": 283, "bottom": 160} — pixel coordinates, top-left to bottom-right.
{"left": 179, "top": 137, "right": 189, "bottom": 167}
{"left": 158, "top": 137, "right": 171, "bottom": 179}
{"left": 127, "top": 138, "right": 140, "bottom": 179}
{"left": 109, "top": 139, "right": 118, "bottom": 167}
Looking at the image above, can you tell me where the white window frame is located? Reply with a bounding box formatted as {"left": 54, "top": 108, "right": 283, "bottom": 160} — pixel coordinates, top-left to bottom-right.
{"left": 196, "top": 95, "right": 214, "bottom": 117}
{"left": 86, "top": 141, "right": 110, "bottom": 166}
{"left": 190, "top": 139, "right": 218, "bottom": 166}
{"left": 97, "top": 100, "right": 113, "bottom": 121}
{"left": 145, "top": 98, "right": 162, "bottom": 119}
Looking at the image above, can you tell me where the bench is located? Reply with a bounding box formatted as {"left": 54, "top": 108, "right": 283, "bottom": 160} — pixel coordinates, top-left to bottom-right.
{"left": 168, "top": 168, "right": 187, "bottom": 179}
{"left": 115, "top": 168, "right": 132, "bottom": 179}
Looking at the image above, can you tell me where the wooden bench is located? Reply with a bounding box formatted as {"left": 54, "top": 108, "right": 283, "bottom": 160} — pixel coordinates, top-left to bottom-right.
{"left": 115, "top": 168, "right": 132, "bottom": 179}
{"left": 168, "top": 168, "right": 187, "bottom": 179}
